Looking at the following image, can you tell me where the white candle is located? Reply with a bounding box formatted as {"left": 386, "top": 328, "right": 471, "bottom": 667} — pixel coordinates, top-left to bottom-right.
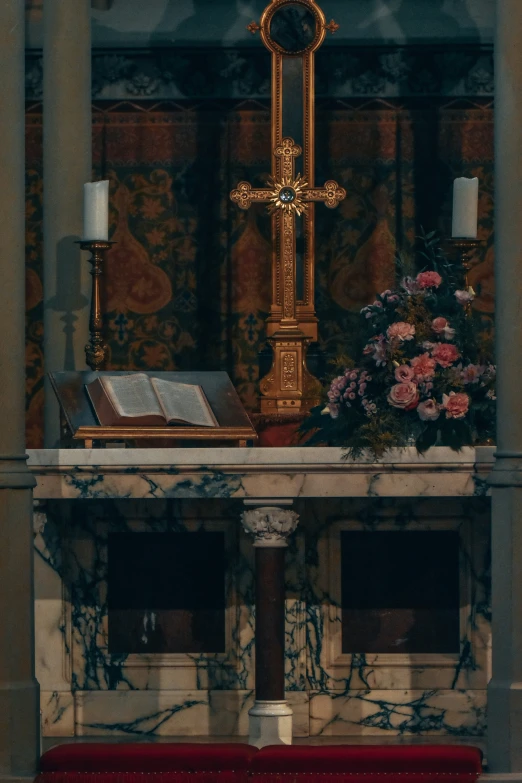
{"left": 83, "top": 180, "right": 109, "bottom": 241}
{"left": 452, "top": 177, "right": 478, "bottom": 238}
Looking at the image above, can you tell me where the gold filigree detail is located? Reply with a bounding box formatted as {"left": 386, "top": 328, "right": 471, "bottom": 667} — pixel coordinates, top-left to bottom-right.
{"left": 274, "top": 138, "right": 302, "bottom": 159}
{"left": 325, "top": 19, "right": 340, "bottom": 34}
{"left": 268, "top": 175, "right": 308, "bottom": 216}
{"left": 282, "top": 212, "right": 295, "bottom": 319}
{"left": 282, "top": 352, "right": 297, "bottom": 389}
{"left": 306, "top": 180, "right": 347, "bottom": 209}
{"left": 274, "top": 138, "right": 302, "bottom": 178}
{"left": 230, "top": 181, "right": 273, "bottom": 210}
{"left": 246, "top": 21, "right": 260, "bottom": 34}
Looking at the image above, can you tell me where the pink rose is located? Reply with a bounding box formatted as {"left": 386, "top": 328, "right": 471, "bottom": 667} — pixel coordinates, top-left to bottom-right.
{"left": 431, "top": 343, "right": 460, "bottom": 368}
{"left": 387, "top": 382, "right": 419, "bottom": 411}
{"left": 387, "top": 321, "right": 415, "bottom": 341}
{"left": 416, "top": 271, "right": 442, "bottom": 289}
{"left": 431, "top": 317, "right": 455, "bottom": 341}
{"left": 417, "top": 399, "right": 440, "bottom": 421}
{"left": 442, "top": 392, "right": 469, "bottom": 419}
{"left": 431, "top": 317, "right": 448, "bottom": 334}
{"left": 395, "top": 364, "right": 415, "bottom": 382}
{"left": 455, "top": 289, "right": 474, "bottom": 305}
{"left": 410, "top": 352, "right": 436, "bottom": 380}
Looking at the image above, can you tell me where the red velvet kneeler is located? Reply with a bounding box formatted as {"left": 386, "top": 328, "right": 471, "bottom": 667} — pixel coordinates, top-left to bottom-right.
{"left": 249, "top": 745, "right": 483, "bottom": 783}
{"left": 37, "top": 743, "right": 258, "bottom": 783}
{"left": 37, "top": 743, "right": 483, "bottom": 783}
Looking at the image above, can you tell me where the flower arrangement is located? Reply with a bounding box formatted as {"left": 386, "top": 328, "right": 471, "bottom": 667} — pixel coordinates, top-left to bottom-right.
{"left": 302, "top": 234, "right": 496, "bottom": 457}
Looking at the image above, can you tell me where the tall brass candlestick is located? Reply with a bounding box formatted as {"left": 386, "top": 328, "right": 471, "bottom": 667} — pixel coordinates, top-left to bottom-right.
{"left": 78, "top": 240, "right": 114, "bottom": 371}
{"left": 445, "top": 237, "right": 485, "bottom": 312}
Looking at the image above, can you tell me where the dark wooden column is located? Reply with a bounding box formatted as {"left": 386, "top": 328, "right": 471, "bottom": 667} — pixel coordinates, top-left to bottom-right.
{"left": 242, "top": 503, "right": 298, "bottom": 746}
{"left": 255, "top": 547, "right": 286, "bottom": 701}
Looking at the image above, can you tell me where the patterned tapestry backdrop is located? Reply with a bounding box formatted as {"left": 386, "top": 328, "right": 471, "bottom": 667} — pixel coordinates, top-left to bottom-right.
{"left": 25, "top": 98, "right": 494, "bottom": 447}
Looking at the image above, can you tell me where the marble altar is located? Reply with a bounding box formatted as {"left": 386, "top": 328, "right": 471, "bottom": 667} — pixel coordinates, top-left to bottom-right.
{"left": 30, "top": 447, "right": 493, "bottom": 741}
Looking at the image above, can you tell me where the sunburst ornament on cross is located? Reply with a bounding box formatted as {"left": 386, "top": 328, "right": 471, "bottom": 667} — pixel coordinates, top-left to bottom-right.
{"left": 230, "top": 0, "right": 346, "bottom": 416}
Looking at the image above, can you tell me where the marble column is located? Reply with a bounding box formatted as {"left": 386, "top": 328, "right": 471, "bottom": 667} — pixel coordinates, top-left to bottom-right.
{"left": 242, "top": 500, "right": 298, "bottom": 748}
{"left": 487, "top": 0, "right": 522, "bottom": 775}
{"left": 43, "top": 0, "right": 92, "bottom": 446}
{"left": 0, "top": 0, "right": 40, "bottom": 775}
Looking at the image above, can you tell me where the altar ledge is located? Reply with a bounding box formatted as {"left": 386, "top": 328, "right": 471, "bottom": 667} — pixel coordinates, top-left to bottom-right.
{"left": 28, "top": 446, "right": 494, "bottom": 500}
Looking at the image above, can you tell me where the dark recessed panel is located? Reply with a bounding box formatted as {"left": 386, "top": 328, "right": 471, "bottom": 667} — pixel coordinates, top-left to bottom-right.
{"left": 341, "top": 531, "right": 460, "bottom": 654}
{"left": 108, "top": 532, "right": 226, "bottom": 654}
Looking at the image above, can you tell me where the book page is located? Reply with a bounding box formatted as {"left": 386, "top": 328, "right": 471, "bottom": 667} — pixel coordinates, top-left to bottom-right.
{"left": 101, "top": 374, "right": 164, "bottom": 419}
{"left": 150, "top": 378, "right": 218, "bottom": 427}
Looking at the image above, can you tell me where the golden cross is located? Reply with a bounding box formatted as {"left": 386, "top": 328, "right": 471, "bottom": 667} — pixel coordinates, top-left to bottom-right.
{"left": 229, "top": 0, "right": 345, "bottom": 415}
{"left": 231, "top": 137, "right": 345, "bottom": 325}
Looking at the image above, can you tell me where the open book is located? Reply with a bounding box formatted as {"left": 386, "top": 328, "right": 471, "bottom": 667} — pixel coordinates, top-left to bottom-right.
{"left": 86, "top": 374, "right": 219, "bottom": 428}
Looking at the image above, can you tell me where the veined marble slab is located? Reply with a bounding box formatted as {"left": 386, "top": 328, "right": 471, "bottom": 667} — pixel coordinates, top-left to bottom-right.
{"left": 28, "top": 446, "right": 495, "bottom": 500}
{"left": 309, "top": 690, "right": 486, "bottom": 736}
{"left": 34, "top": 495, "right": 490, "bottom": 738}
{"left": 69, "top": 691, "right": 310, "bottom": 738}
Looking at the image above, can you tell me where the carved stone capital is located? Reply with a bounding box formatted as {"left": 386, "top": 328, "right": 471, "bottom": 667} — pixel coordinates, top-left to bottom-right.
{"left": 242, "top": 506, "right": 299, "bottom": 547}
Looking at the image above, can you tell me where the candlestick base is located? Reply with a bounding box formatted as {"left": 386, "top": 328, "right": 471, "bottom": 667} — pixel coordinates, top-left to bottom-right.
{"left": 445, "top": 237, "right": 485, "bottom": 316}
{"left": 445, "top": 237, "right": 485, "bottom": 271}
{"left": 77, "top": 240, "right": 114, "bottom": 372}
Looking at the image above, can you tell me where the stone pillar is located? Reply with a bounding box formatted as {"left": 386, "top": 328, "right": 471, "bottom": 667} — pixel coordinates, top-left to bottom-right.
{"left": 0, "top": 0, "right": 40, "bottom": 775}
{"left": 242, "top": 500, "right": 298, "bottom": 748}
{"left": 43, "top": 0, "right": 92, "bottom": 446}
{"left": 487, "top": 0, "right": 522, "bottom": 775}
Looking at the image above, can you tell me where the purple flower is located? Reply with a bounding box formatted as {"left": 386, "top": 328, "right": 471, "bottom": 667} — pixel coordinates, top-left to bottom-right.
{"left": 401, "top": 276, "right": 422, "bottom": 295}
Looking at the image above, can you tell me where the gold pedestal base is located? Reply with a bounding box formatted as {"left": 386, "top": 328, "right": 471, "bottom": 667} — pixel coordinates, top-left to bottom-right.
{"left": 259, "top": 329, "right": 321, "bottom": 415}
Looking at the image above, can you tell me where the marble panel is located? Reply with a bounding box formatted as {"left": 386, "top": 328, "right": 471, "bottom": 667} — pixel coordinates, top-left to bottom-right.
{"left": 73, "top": 690, "right": 309, "bottom": 737}
{"left": 41, "top": 691, "right": 75, "bottom": 737}
{"left": 309, "top": 689, "right": 486, "bottom": 736}
{"left": 304, "top": 498, "right": 491, "bottom": 698}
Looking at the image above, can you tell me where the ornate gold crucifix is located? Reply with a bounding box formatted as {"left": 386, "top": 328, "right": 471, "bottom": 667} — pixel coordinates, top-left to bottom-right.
{"left": 231, "top": 0, "right": 346, "bottom": 415}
